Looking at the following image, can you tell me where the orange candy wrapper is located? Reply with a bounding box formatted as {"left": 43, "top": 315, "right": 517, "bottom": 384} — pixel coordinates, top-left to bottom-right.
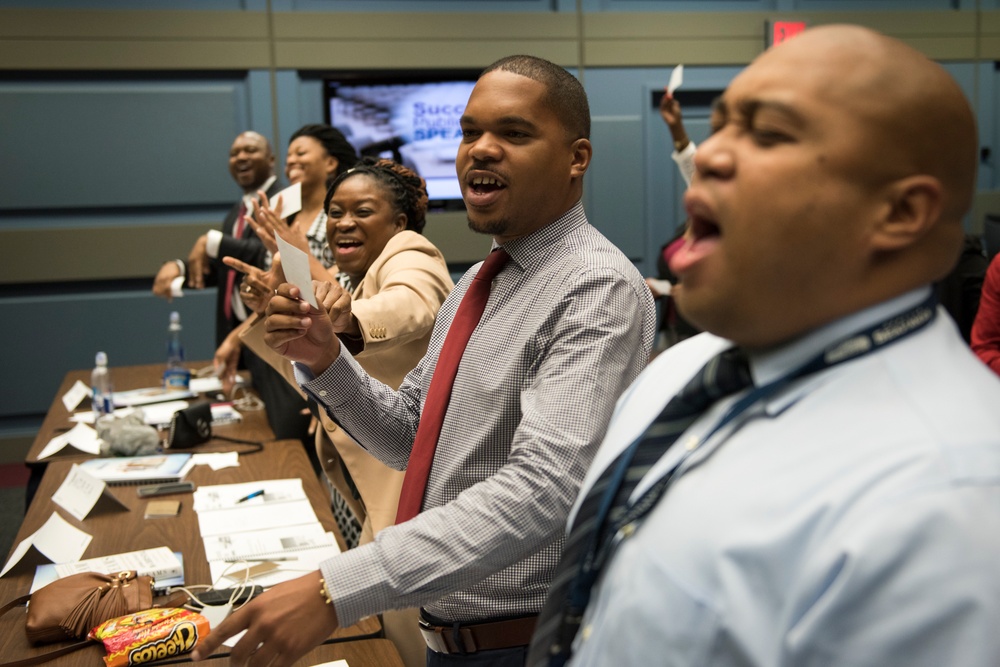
{"left": 88, "top": 607, "right": 210, "bottom": 667}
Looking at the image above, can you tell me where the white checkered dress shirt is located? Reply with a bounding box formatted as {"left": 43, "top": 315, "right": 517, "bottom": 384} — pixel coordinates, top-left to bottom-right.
{"left": 300, "top": 203, "right": 656, "bottom": 626}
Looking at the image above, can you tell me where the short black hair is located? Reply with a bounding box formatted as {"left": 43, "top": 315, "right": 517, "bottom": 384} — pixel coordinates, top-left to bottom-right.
{"left": 289, "top": 124, "right": 359, "bottom": 178}
{"left": 480, "top": 55, "right": 591, "bottom": 140}
{"left": 324, "top": 157, "right": 429, "bottom": 234}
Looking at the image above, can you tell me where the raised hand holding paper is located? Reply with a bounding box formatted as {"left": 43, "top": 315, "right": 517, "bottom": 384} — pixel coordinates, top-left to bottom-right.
{"left": 272, "top": 181, "right": 302, "bottom": 220}
{"left": 275, "top": 233, "right": 319, "bottom": 309}
{"left": 668, "top": 63, "right": 684, "bottom": 94}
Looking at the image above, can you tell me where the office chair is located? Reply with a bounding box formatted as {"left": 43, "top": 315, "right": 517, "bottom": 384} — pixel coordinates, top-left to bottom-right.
{"left": 984, "top": 213, "right": 1000, "bottom": 260}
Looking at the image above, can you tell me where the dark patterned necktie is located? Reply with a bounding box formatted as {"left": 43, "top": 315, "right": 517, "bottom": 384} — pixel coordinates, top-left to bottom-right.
{"left": 395, "top": 248, "right": 511, "bottom": 524}
{"left": 528, "top": 347, "right": 752, "bottom": 667}
{"left": 222, "top": 203, "right": 248, "bottom": 321}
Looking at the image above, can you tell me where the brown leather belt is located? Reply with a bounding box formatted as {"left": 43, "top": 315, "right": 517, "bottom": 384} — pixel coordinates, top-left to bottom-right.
{"left": 418, "top": 614, "right": 538, "bottom": 654}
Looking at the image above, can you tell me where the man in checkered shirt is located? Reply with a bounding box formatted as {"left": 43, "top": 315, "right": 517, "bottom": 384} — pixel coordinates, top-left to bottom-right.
{"left": 195, "top": 55, "right": 655, "bottom": 667}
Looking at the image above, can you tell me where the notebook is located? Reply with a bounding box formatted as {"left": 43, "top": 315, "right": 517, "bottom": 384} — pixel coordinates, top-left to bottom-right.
{"left": 78, "top": 453, "right": 194, "bottom": 486}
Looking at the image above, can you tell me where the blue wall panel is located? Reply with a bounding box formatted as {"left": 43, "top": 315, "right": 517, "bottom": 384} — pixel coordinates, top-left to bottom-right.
{"left": 1, "top": 290, "right": 217, "bottom": 419}
{"left": 0, "top": 79, "right": 251, "bottom": 210}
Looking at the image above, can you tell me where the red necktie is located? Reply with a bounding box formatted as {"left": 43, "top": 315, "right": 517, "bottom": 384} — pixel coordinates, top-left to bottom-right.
{"left": 395, "top": 248, "right": 511, "bottom": 523}
{"left": 222, "top": 203, "right": 247, "bottom": 321}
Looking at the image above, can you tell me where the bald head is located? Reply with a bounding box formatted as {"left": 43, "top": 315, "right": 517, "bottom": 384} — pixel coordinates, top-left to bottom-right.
{"left": 229, "top": 131, "right": 275, "bottom": 192}
{"left": 670, "top": 25, "right": 979, "bottom": 348}
{"left": 765, "top": 25, "right": 976, "bottom": 233}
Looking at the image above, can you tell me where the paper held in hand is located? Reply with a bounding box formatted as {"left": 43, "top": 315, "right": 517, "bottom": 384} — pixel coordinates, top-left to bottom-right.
{"left": 274, "top": 233, "right": 319, "bottom": 309}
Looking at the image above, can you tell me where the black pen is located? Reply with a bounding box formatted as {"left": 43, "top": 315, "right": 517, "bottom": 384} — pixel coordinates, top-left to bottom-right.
{"left": 235, "top": 489, "right": 265, "bottom": 504}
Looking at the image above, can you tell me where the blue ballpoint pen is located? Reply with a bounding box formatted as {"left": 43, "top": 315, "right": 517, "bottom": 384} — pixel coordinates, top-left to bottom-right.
{"left": 235, "top": 489, "right": 265, "bottom": 504}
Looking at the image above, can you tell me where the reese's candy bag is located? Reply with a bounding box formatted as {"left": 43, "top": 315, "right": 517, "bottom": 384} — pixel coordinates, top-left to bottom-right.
{"left": 88, "top": 607, "right": 210, "bottom": 667}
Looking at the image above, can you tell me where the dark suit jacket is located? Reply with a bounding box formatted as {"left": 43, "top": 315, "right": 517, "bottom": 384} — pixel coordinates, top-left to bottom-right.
{"left": 184, "top": 180, "right": 281, "bottom": 347}
{"left": 182, "top": 181, "right": 312, "bottom": 445}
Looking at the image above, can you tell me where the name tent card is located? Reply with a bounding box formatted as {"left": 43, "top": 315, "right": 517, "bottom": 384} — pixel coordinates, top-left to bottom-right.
{"left": 1, "top": 512, "right": 92, "bottom": 577}
{"left": 52, "top": 463, "right": 129, "bottom": 521}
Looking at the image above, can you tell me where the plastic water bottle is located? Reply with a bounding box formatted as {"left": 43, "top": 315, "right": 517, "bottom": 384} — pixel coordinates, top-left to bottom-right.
{"left": 91, "top": 351, "right": 114, "bottom": 422}
{"left": 163, "top": 311, "right": 191, "bottom": 389}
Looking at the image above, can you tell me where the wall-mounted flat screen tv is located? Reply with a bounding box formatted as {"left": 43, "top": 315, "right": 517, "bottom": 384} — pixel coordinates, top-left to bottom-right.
{"left": 323, "top": 70, "right": 481, "bottom": 210}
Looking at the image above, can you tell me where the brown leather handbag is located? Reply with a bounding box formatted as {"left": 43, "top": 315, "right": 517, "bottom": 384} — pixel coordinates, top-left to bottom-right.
{"left": 0, "top": 570, "right": 154, "bottom": 666}
{"left": 26, "top": 570, "right": 154, "bottom": 643}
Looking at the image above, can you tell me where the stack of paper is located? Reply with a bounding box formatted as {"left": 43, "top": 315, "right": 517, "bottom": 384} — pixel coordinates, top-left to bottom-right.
{"left": 30, "top": 546, "right": 184, "bottom": 593}
{"left": 193, "top": 479, "right": 340, "bottom": 588}
{"left": 78, "top": 453, "right": 194, "bottom": 486}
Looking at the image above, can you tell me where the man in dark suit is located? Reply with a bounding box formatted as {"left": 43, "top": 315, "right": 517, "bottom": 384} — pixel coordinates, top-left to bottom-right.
{"left": 153, "top": 131, "right": 313, "bottom": 452}
{"left": 154, "top": 130, "right": 277, "bottom": 344}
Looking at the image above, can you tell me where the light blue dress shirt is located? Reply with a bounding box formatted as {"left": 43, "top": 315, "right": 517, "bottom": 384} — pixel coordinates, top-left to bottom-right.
{"left": 569, "top": 288, "right": 1000, "bottom": 667}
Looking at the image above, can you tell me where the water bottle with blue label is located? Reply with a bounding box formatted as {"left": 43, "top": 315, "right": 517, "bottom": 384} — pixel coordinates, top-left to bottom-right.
{"left": 91, "top": 351, "right": 114, "bottom": 422}
{"left": 163, "top": 311, "right": 191, "bottom": 389}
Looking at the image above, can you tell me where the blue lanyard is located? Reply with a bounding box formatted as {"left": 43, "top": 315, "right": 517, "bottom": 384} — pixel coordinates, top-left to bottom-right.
{"left": 574, "top": 292, "right": 939, "bottom": 603}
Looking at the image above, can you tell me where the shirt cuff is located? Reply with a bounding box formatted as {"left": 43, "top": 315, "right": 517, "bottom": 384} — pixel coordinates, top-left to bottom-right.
{"left": 319, "top": 542, "right": 392, "bottom": 628}
{"left": 295, "top": 345, "right": 363, "bottom": 409}
{"left": 206, "top": 229, "right": 223, "bottom": 259}
{"left": 672, "top": 140, "right": 696, "bottom": 161}
{"left": 169, "top": 276, "right": 185, "bottom": 298}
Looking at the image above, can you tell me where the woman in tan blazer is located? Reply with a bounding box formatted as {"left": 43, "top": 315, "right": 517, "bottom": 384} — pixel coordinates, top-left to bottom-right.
{"left": 219, "top": 158, "right": 453, "bottom": 666}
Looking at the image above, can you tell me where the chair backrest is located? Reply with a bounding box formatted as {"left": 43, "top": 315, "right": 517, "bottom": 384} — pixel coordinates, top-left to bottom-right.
{"left": 984, "top": 213, "right": 1000, "bottom": 260}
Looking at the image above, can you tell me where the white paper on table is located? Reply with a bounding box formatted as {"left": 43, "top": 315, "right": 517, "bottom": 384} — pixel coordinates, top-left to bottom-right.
{"left": 62, "top": 380, "right": 91, "bottom": 412}
{"left": 198, "top": 602, "right": 233, "bottom": 631}
{"left": 210, "top": 541, "right": 341, "bottom": 589}
{"left": 272, "top": 181, "right": 302, "bottom": 220}
{"left": 47, "top": 546, "right": 181, "bottom": 585}
{"left": 51, "top": 464, "right": 122, "bottom": 521}
{"left": 70, "top": 403, "right": 193, "bottom": 428}
{"left": 71, "top": 406, "right": 137, "bottom": 425}
{"left": 1, "top": 512, "right": 92, "bottom": 577}
{"left": 189, "top": 376, "right": 223, "bottom": 394}
{"left": 274, "top": 234, "right": 319, "bottom": 308}
{"left": 191, "top": 451, "right": 240, "bottom": 471}
{"left": 309, "top": 661, "right": 349, "bottom": 667}
{"left": 193, "top": 479, "right": 306, "bottom": 512}
{"left": 197, "top": 499, "right": 318, "bottom": 537}
{"left": 189, "top": 375, "right": 246, "bottom": 395}
{"left": 201, "top": 522, "right": 334, "bottom": 561}
{"left": 223, "top": 629, "right": 247, "bottom": 649}
{"left": 136, "top": 400, "right": 190, "bottom": 426}
{"left": 37, "top": 422, "right": 101, "bottom": 460}
{"left": 668, "top": 64, "right": 684, "bottom": 94}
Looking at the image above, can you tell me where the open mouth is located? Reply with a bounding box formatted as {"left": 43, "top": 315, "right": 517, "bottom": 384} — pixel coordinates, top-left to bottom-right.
{"left": 670, "top": 195, "right": 723, "bottom": 275}
{"left": 464, "top": 172, "right": 507, "bottom": 208}
{"left": 688, "top": 212, "right": 721, "bottom": 243}
{"left": 335, "top": 239, "right": 363, "bottom": 254}
{"left": 469, "top": 175, "right": 506, "bottom": 195}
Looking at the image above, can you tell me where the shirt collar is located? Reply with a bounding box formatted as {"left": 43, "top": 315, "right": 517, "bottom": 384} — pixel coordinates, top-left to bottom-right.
{"left": 746, "top": 286, "right": 934, "bottom": 387}
{"left": 490, "top": 201, "right": 587, "bottom": 270}
{"left": 242, "top": 175, "right": 277, "bottom": 210}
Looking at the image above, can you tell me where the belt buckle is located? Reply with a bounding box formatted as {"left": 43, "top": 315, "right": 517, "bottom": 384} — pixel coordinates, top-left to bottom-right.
{"left": 419, "top": 619, "right": 455, "bottom": 654}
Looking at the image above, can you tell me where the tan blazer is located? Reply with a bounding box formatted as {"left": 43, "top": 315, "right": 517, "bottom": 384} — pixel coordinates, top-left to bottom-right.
{"left": 241, "top": 230, "right": 453, "bottom": 538}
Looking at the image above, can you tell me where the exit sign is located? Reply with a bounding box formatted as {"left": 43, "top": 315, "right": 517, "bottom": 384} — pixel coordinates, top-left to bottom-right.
{"left": 767, "top": 20, "right": 808, "bottom": 48}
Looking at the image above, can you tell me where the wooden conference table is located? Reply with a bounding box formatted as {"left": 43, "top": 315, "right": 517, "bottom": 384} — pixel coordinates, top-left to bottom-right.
{"left": 24, "top": 363, "right": 277, "bottom": 467}
{"left": 2, "top": 363, "right": 398, "bottom": 666}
